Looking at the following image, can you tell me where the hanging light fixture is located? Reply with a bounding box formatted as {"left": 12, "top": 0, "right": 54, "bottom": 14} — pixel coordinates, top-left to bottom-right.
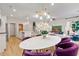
{"left": 13, "top": 8, "right": 16, "bottom": 12}
{"left": 33, "top": 8, "right": 51, "bottom": 20}
{"left": 35, "top": 14, "right": 39, "bottom": 18}
{"left": 44, "top": 12, "right": 47, "bottom": 16}
{"left": 50, "top": 19, "right": 53, "bottom": 21}
{"left": 10, "top": 14, "right": 13, "bottom": 17}
{"left": 40, "top": 16, "right": 43, "bottom": 20}
{"left": 47, "top": 15, "right": 51, "bottom": 19}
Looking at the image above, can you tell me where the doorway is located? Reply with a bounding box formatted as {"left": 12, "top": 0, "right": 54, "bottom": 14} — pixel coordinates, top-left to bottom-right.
{"left": 10, "top": 23, "right": 16, "bottom": 36}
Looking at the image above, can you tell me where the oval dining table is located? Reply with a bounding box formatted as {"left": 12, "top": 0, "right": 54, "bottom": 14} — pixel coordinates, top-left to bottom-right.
{"left": 19, "top": 35, "right": 61, "bottom": 52}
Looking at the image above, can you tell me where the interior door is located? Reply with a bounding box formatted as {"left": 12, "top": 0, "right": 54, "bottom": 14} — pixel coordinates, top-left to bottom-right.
{"left": 10, "top": 23, "right": 16, "bottom": 36}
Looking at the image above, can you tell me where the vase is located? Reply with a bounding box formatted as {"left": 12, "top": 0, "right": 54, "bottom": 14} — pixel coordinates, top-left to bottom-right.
{"left": 40, "top": 30, "right": 48, "bottom": 39}
{"left": 42, "top": 34, "right": 47, "bottom": 39}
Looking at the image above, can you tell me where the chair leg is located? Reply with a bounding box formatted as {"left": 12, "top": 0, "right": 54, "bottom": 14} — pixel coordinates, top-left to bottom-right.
{"left": 22, "top": 49, "right": 25, "bottom": 56}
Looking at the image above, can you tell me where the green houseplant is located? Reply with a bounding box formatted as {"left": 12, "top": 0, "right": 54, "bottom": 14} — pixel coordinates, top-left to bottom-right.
{"left": 41, "top": 30, "right": 48, "bottom": 39}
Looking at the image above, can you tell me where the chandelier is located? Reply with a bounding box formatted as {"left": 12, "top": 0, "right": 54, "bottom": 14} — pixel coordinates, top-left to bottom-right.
{"left": 36, "top": 22, "right": 51, "bottom": 31}
{"left": 33, "top": 8, "right": 51, "bottom": 20}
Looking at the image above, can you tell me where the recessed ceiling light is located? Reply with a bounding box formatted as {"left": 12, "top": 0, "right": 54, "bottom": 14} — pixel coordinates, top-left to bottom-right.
{"left": 13, "top": 9, "right": 16, "bottom": 12}
{"left": 51, "top": 3, "right": 54, "bottom": 6}
{"left": 10, "top": 14, "right": 13, "bottom": 17}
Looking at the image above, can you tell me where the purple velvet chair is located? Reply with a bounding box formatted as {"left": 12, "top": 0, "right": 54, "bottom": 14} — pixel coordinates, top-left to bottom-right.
{"left": 22, "top": 34, "right": 41, "bottom": 41}
{"left": 22, "top": 37, "right": 31, "bottom": 41}
{"left": 56, "top": 37, "right": 71, "bottom": 48}
{"left": 54, "top": 42, "right": 78, "bottom": 56}
{"left": 22, "top": 50, "right": 51, "bottom": 56}
{"left": 36, "top": 34, "right": 41, "bottom": 36}
{"left": 61, "top": 37, "right": 71, "bottom": 43}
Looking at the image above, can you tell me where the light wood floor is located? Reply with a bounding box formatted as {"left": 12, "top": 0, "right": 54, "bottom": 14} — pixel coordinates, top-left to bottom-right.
{"left": 0, "top": 36, "right": 23, "bottom": 56}
{"left": 0, "top": 36, "right": 79, "bottom": 56}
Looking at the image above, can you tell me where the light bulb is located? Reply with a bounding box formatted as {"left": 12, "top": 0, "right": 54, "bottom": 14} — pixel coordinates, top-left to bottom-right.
{"left": 47, "top": 15, "right": 51, "bottom": 19}
{"left": 13, "top": 9, "right": 16, "bottom": 12}
{"left": 51, "top": 3, "right": 54, "bottom": 6}
{"left": 10, "top": 14, "right": 13, "bottom": 17}
{"left": 44, "top": 12, "right": 47, "bottom": 16}
{"left": 35, "top": 14, "right": 39, "bottom": 18}
{"left": 40, "top": 16, "right": 43, "bottom": 20}
{"left": 50, "top": 19, "right": 53, "bottom": 21}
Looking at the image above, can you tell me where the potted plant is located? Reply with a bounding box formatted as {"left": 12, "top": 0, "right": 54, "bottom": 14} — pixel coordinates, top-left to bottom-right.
{"left": 40, "top": 30, "right": 48, "bottom": 39}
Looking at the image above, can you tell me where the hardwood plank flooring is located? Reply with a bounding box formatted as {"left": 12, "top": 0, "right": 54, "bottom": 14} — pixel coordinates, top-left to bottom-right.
{"left": 0, "top": 36, "right": 23, "bottom": 56}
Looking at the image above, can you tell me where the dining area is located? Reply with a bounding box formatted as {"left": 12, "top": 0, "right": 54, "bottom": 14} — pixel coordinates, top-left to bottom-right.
{"left": 18, "top": 18, "right": 79, "bottom": 56}
{"left": 18, "top": 16, "right": 79, "bottom": 56}
{"left": 19, "top": 32, "right": 79, "bottom": 56}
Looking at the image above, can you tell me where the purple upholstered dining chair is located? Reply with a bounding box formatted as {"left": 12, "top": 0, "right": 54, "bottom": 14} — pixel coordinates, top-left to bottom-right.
{"left": 36, "top": 34, "right": 41, "bottom": 36}
{"left": 22, "top": 34, "right": 41, "bottom": 41}
{"left": 22, "top": 49, "right": 51, "bottom": 56}
{"left": 22, "top": 37, "right": 31, "bottom": 41}
{"left": 56, "top": 37, "right": 71, "bottom": 48}
{"left": 61, "top": 37, "right": 71, "bottom": 43}
{"left": 53, "top": 42, "right": 79, "bottom": 56}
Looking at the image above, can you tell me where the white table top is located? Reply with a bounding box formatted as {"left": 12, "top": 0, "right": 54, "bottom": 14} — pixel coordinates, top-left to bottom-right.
{"left": 19, "top": 35, "right": 61, "bottom": 50}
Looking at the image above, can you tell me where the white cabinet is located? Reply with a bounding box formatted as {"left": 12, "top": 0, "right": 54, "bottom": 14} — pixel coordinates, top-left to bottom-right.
{"left": 0, "top": 34, "right": 6, "bottom": 53}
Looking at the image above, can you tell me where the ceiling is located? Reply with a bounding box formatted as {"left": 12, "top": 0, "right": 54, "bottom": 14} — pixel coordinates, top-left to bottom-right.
{"left": 0, "top": 3, "right": 79, "bottom": 21}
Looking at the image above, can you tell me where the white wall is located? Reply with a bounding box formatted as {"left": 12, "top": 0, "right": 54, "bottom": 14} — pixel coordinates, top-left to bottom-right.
{"left": 7, "top": 19, "right": 24, "bottom": 38}
{"left": 0, "top": 10, "right": 7, "bottom": 32}
{"left": 50, "top": 18, "right": 79, "bottom": 35}
{"left": 0, "top": 16, "right": 7, "bottom": 32}
{"left": 50, "top": 19, "right": 67, "bottom": 32}
{"left": 7, "top": 19, "right": 33, "bottom": 38}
